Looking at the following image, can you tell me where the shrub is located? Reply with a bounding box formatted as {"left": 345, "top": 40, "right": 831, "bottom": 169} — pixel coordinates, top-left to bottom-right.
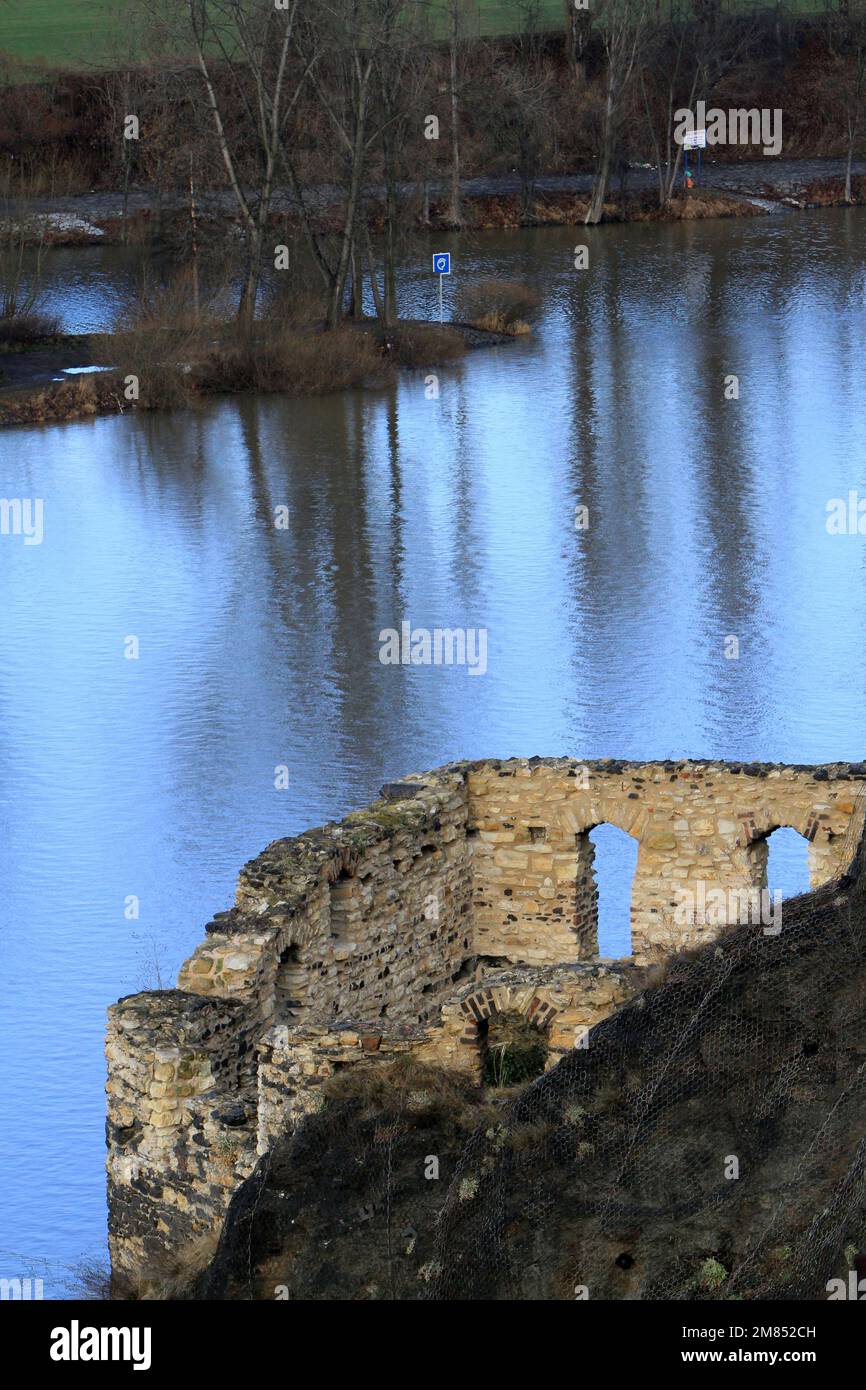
{"left": 482, "top": 1011, "right": 548, "bottom": 1088}
{"left": 100, "top": 272, "right": 216, "bottom": 412}
{"left": 697, "top": 1257, "right": 728, "bottom": 1291}
{"left": 0, "top": 372, "right": 129, "bottom": 425}
{"left": 379, "top": 322, "right": 466, "bottom": 367}
{"left": 0, "top": 306, "right": 60, "bottom": 347}
{"left": 458, "top": 279, "right": 541, "bottom": 335}
{"left": 194, "top": 326, "right": 389, "bottom": 397}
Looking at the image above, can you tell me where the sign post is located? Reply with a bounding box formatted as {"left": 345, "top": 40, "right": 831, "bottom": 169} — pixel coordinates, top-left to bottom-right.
{"left": 432, "top": 251, "right": 451, "bottom": 322}
{"left": 682, "top": 129, "right": 706, "bottom": 188}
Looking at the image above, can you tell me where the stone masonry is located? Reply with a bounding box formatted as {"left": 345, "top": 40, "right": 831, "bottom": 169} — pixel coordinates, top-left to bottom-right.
{"left": 105, "top": 758, "right": 866, "bottom": 1282}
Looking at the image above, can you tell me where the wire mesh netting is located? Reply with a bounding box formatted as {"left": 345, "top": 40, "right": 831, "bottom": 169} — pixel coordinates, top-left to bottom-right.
{"left": 202, "top": 803, "right": 866, "bottom": 1301}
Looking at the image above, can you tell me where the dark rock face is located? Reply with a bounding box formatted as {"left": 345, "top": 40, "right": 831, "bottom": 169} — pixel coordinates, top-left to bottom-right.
{"left": 197, "top": 858, "right": 866, "bottom": 1301}
{"left": 198, "top": 1063, "right": 498, "bottom": 1301}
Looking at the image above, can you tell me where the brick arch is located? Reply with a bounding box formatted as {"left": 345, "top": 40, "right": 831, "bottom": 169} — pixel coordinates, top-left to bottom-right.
{"left": 458, "top": 985, "right": 558, "bottom": 1054}
{"left": 325, "top": 846, "right": 361, "bottom": 883}
{"left": 550, "top": 803, "right": 645, "bottom": 843}
{"left": 740, "top": 816, "right": 817, "bottom": 847}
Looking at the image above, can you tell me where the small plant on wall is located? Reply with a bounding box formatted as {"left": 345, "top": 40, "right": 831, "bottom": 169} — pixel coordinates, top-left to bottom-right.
{"left": 481, "top": 1010, "right": 548, "bottom": 1088}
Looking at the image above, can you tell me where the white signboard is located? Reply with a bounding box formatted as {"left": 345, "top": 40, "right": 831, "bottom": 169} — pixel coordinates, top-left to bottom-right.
{"left": 683, "top": 130, "right": 707, "bottom": 149}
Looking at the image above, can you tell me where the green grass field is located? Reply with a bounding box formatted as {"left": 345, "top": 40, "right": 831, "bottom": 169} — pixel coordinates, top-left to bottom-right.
{"left": 0, "top": 0, "right": 823, "bottom": 74}
{"left": 0, "top": 1, "right": 571, "bottom": 71}
{"left": 0, "top": 1, "right": 128, "bottom": 69}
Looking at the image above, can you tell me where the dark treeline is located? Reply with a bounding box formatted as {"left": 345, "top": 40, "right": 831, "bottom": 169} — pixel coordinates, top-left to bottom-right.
{"left": 1, "top": 0, "right": 865, "bottom": 327}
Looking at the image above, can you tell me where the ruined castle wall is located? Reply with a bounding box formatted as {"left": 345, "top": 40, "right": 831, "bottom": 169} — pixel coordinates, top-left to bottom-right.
{"left": 257, "top": 1023, "right": 429, "bottom": 1155}
{"left": 466, "top": 759, "right": 866, "bottom": 965}
{"left": 174, "top": 770, "right": 474, "bottom": 1029}
{"left": 107, "top": 771, "right": 474, "bottom": 1280}
{"left": 106, "top": 758, "right": 866, "bottom": 1282}
{"left": 105, "top": 991, "right": 260, "bottom": 1283}
{"left": 255, "top": 964, "right": 639, "bottom": 1153}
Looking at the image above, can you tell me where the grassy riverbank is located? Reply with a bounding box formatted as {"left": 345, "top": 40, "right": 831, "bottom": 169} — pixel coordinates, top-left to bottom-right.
{"left": 0, "top": 316, "right": 514, "bottom": 426}
{"left": 0, "top": 183, "right": 783, "bottom": 251}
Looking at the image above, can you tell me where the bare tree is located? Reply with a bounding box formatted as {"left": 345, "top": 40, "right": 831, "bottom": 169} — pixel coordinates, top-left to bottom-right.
{"left": 486, "top": 12, "right": 555, "bottom": 221}
{"left": 371, "top": 1, "right": 433, "bottom": 323}
{"left": 301, "top": 0, "right": 382, "bottom": 327}
{"left": 441, "top": 0, "right": 477, "bottom": 227}
{"left": 639, "top": 2, "right": 754, "bottom": 209}
{"left": 168, "top": 0, "right": 317, "bottom": 329}
{"left": 564, "top": 0, "right": 593, "bottom": 86}
{"left": 585, "top": 0, "right": 647, "bottom": 225}
{"left": 823, "top": 0, "right": 866, "bottom": 202}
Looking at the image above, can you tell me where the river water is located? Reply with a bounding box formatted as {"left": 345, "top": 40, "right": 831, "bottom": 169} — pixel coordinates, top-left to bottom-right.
{"left": 1, "top": 210, "right": 865, "bottom": 1291}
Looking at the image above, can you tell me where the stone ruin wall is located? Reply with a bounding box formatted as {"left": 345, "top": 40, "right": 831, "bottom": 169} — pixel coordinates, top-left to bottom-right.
{"left": 105, "top": 758, "right": 866, "bottom": 1283}
{"left": 106, "top": 770, "right": 473, "bottom": 1280}
{"left": 467, "top": 759, "right": 864, "bottom": 964}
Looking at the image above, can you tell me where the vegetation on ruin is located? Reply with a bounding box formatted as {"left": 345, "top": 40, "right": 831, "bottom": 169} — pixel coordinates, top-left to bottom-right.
{"left": 165, "top": 853, "right": 866, "bottom": 1301}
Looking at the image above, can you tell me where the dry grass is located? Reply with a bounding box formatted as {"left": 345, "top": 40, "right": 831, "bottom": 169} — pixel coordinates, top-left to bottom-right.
{"left": 0, "top": 372, "right": 129, "bottom": 425}
{"left": 193, "top": 324, "right": 389, "bottom": 396}
{"left": 110, "top": 1232, "right": 221, "bottom": 1302}
{"left": 321, "top": 1054, "right": 482, "bottom": 1127}
{"left": 454, "top": 189, "right": 767, "bottom": 230}
{"left": 0, "top": 306, "right": 60, "bottom": 347}
{"left": 379, "top": 321, "right": 466, "bottom": 367}
{"left": 458, "top": 279, "right": 541, "bottom": 336}
{"left": 802, "top": 174, "right": 866, "bottom": 206}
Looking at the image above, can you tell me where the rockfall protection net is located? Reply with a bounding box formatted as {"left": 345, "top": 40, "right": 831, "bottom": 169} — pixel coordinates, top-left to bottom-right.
{"left": 204, "top": 799, "right": 866, "bottom": 1301}
{"left": 429, "top": 803, "right": 866, "bottom": 1301}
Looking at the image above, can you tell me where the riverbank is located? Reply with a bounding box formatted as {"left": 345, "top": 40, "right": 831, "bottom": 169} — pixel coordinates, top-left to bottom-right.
{"left": 5, "top": 161, "right": 866, "bottom": 248}
{"left": 0, "top": 318, "right": 515, "bottom": 426}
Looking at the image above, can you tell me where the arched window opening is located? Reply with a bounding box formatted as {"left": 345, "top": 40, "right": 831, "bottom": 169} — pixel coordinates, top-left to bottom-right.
{"left": 481, "top": 1010, "right": 548, "bottom": 1088}
{"left": 764, "top": 827, "right": 811, "bottom": 902}
{"left": 275, "top": 944, "right": 307, "bottom": 1023}
{"left": 329, "top": 868, "right": 361, "bottom": 942}
{"left": 586, "top": 824, "right": 638, "bottom": 958}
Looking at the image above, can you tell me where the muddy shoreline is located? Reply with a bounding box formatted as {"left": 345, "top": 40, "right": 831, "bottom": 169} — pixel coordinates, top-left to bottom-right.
{"left": 0, "top": 320, "right": 517, "bottom": 427}
{"left": 5, "top": 158, "right": 866, "bottom": 246}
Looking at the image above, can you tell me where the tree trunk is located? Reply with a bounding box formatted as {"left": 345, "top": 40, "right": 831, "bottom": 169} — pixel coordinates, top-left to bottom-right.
{"left": 585, "top": 92, "right": 615, "bottom": 225}
{"left": 364, "top": 221, "right": 385, "bottom": 321}
{"left": 189, "top": 156, "right": 200, "bottom": 321}
{"left": 448, "top": 8, "right": 462, "bottom": 227}
{"left": 845, "top": 117, "right": 854, "bottom": 203}
{"left": 382, "top": 121, "right": 398, "bottom": 325}
{"left": 350, "top": 239, "right": 364, "bottom": 319}
{"left": 238, "top": 228, "right": 262, "bottom": 331}
{"left": 327, "top": 62, "right": 371, "bottom": 330}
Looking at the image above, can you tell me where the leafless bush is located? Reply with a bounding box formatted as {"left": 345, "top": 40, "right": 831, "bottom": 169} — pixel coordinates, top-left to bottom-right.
{"left": 380, "top": 322, "right": 466, "bottom": 367}
{"left": 0, "top": 306, "right": 60, "bottom": 346}
{"left": 193, "top": 325, "right": 389, "bottom": 396}
{"left": 0, "top": 227, "right": 60, "bottom": 345}
{"left": 0, "top": 374, "right": 127, "bottom": 425}
{"left": 458, "top": 279, "right": 541, "bottom": 334}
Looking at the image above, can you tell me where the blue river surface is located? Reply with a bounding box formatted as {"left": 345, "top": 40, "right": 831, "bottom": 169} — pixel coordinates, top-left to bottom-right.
{"left": 0, "top": 211, "right": 865, "bottom": 1290}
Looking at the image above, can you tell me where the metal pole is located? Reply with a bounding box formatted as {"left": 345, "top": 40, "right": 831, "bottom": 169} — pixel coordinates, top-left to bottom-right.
{"left": 439, "top": 275, "right": 443, "bottom": 323}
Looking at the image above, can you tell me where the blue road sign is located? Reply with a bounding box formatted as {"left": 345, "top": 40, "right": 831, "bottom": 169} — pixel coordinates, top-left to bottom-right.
{"left": 432, "top": 252, "right": 451, "bottom": 275}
